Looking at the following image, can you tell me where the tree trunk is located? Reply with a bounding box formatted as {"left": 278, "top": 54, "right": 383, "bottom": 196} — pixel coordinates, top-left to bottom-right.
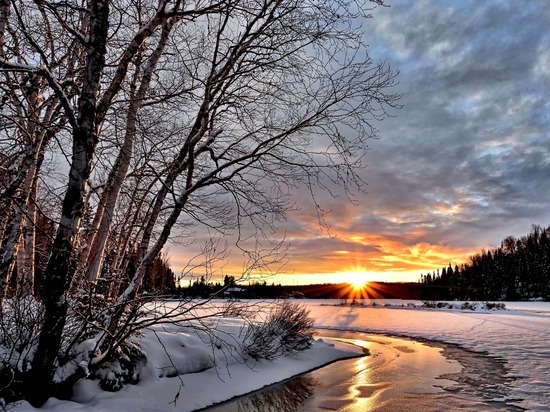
{"left": 85, "top": 19, "right": 174, "bottom": 282}
{"left": 0, "top": 89, "right": 60, "bottom": 303}
{"left": 16, "top": 177, "right": 37, "bottom": 297}
{"left": 0, "top": 208, "right": 21, "bottom": 298}
{"left": 0, "top": 139, "right": 39, "bottom": 300}
{"left": 27, "top": 1, "right": 110, "bottom": 405}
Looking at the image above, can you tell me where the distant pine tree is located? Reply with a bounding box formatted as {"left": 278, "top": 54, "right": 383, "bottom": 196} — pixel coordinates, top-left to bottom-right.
{"left": 424, "top": 224, "right": 550, "bottom": 301}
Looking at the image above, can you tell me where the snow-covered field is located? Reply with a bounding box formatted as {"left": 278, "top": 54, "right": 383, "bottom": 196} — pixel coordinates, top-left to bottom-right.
{"left": 14, "top": 300, "right": 550, "bottom": 411}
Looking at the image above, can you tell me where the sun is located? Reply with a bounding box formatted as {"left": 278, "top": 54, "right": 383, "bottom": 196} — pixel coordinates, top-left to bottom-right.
{"left": 346, "top": 271, "right": 370, "bottom": 290}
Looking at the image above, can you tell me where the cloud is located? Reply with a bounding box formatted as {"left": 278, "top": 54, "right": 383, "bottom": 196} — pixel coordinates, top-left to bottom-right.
{"left": 171, "top": 1, "right": 550, "bottom": 283}
{"left": 349, "top": 1, "right": 550, "bottom": 247}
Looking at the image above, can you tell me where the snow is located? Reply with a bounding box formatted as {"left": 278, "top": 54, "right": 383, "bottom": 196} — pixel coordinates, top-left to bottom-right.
{"left": 43, "top": 336, "right": 358, "bottom": 412}
{"left": 11, "top": 299, "right": 550, "bottom": 411}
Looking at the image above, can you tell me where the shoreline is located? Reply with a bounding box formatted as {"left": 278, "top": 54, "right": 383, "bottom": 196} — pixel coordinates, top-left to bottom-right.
{"left": 202, "top": 330, "right": 523, "bottom": 411}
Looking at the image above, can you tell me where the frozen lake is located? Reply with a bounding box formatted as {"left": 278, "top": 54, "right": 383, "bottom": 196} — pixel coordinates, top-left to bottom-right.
{"left": 305, "top": 300, "right": 550, "bottom": 411}
{"left": 15, "top": 299, "right": 549, "bottom": 411}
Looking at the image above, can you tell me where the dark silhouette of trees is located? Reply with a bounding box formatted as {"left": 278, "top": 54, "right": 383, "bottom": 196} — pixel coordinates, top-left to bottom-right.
{"left": 421, "top": 224, "right": 550, "bottom": 301}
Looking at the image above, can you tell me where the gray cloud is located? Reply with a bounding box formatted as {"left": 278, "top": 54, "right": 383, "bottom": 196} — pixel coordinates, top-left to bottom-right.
{"left": 171, "top": 1, "right": 550, "bottom": 280}
{"left": 351, "top": 1, "right": 550, "bottom": 249}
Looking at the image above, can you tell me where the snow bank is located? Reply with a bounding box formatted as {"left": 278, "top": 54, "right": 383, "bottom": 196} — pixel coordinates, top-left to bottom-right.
{"left": 11, "top": 299, "right": 550, "bottom": 411}
{"left": 13, "top": 306, "right": 361, "bottom": 412}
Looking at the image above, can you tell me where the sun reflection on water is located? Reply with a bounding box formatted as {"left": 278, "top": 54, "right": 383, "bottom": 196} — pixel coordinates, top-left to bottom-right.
{"left": 205, "top": 330, "right": 518, "bottom": 412}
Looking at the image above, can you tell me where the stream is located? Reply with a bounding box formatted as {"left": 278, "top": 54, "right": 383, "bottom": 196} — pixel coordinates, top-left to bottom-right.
{"left": 202, "top": 329, "right": 524, "bottom": 411}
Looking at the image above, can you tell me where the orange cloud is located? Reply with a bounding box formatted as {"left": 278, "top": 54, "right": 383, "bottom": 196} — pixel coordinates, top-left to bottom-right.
{"left": 169, "top": 217, "right": 482, "bottom": 286}
{"left": 274, "top": 228, "right": 478, "bottom": 283}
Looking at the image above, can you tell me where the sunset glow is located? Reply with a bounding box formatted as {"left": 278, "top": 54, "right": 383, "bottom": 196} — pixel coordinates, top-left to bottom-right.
{"left": 347, "top": 274, "right": 370, "bottom": 290}
{"left": 170, "top": 236, "right": 480, "bottom": 286}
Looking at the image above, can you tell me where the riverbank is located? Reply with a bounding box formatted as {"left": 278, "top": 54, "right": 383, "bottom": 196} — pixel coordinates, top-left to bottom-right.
{"left": 11, "top": 299, "right": 550, "bottom": 411}
{"left": 13, "top": 315, "right": 362, "bottom": 412}
{"left": 204, "top": 330, "right": 524, "bottom": 411}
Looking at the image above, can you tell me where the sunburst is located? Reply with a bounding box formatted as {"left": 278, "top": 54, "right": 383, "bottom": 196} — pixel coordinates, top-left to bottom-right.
{"left": 349, "top": 277, "right": 368, "bottom": 291}
{"left": 344, "top": 270, "right": 371, "bottom": 290}
{"left": 336, "top": 269, "right": 389, "bottom": 300}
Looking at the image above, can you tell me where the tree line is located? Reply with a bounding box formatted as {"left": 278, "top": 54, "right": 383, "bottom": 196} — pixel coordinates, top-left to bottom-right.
{"left": 420, "top": 224, "right": 550, "bottom": 301}
{"left": 176, "top": 276, "right": 285, "bottom": 299}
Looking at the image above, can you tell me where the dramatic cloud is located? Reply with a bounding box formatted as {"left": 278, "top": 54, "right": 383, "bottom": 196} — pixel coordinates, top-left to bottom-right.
{"left": 173, "top": 1, "right": 550, "bottom": 284}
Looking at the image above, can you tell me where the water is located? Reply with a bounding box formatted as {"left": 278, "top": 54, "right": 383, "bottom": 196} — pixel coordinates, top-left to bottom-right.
{"left": 201, "top": 330, "right": 524, "bottom": 411}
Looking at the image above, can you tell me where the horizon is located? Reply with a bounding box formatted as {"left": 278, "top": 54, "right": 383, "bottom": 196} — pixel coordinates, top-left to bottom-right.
{"left": 170, "top": 223, "right": 548, "bottom": 286}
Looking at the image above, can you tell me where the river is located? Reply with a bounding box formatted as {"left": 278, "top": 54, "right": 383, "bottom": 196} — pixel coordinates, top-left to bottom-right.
{"left": 201, "top": 329, "right": 524, "bottom": 411}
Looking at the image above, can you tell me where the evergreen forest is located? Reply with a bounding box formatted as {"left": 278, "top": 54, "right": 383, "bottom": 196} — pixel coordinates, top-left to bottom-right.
{"left": 420, "top": 224, "right": 550, "bottom": 301}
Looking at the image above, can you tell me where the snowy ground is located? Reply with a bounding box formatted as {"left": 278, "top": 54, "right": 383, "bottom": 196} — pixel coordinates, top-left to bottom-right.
{"left": 13, "top": 300, "right": 550, "bottom": 411}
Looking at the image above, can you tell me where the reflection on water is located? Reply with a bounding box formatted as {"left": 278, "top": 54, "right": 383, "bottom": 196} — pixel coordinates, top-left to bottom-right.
{"left": 235, "top": 375, "right": 316, "bottom": 412}
{"left": 203, "top": 375, "right": 317, "bottom": 412}
{"left": 202, "top": 330, "right": 524, "bottom": 412}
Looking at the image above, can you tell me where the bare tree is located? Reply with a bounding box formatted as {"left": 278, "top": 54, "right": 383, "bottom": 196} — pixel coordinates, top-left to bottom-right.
{"left": 120, "top": 0, "right": 400, "bottom": 302}
{"left": 83, "top": 17, "right": 177, "bottom": 283}
{"left": 0, "top": 0, "right": 70, "bottom": 302}
{"left": 0, "top": 0, "right": 400, "bottom": 405}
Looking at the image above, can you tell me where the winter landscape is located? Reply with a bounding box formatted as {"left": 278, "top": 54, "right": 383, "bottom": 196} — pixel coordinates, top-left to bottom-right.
{"left": 8, "top": 299, "right": 550, "bottom": 411}
{"left": 1, "top": 0, "right": 549, "bottom": 411}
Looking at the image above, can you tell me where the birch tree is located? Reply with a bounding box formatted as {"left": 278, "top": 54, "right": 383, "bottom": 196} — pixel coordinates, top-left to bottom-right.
{"left": 0, "top": 0, "right": 70, "bottom": 302}
{"left": 0, "top": 0, "right": 399, "bottom": 405}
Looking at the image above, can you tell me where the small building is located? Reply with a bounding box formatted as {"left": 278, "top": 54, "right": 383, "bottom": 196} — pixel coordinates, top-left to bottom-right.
{"left": 223, "top": 287, "right": 245, "bottom": 298}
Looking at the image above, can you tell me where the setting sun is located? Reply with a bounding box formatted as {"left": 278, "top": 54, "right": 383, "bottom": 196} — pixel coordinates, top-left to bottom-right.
{"left": 348, "top": 274, "right": 369, "bottom": 290}
{"left": 340, "top": 268, "right": 374, "bottom": 290}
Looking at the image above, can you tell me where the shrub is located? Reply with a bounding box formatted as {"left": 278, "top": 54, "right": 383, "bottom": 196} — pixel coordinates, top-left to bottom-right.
{"left": 0, "top": 297, "right": 44, "bottom": 403}
{"left": 460, "top": 301, "right": 478, "bottom": 311}
{"left": 95, "top": 342, "right": 146, "bottom": 392}
{"left": 485, "top": 302, "right": 506, "bottom": 310}
{"left": 243, "top": 301, "right": 314, "bottom": 361}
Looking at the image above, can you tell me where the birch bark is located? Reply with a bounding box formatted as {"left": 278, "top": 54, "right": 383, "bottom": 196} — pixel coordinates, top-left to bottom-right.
{"left": 85, "top": 19, "right": 175, "bottom": 282}
{"left": 28, "top": 1, "right": 110, "bottom": 404}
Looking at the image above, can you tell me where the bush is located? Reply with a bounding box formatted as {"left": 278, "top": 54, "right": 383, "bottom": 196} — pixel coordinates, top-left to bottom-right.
{"left": 0, "top": 297, "right": 44, "bottom": 403}
{"left": 243, "top": 301, "right": 314, "bottom": 361}
{"left": 460, "top": 301, "right": 478, "bottom": 311}
{"left": 95, "top": 342, "right": 146, "bottom": 392}
{"left": 485, "top": 302, "right": 506, "bottom": 310}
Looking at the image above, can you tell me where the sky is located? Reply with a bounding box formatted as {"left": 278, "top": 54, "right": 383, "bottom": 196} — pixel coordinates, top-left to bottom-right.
{"left": 172, "top": 0, "right": 550, "bottom": 285}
